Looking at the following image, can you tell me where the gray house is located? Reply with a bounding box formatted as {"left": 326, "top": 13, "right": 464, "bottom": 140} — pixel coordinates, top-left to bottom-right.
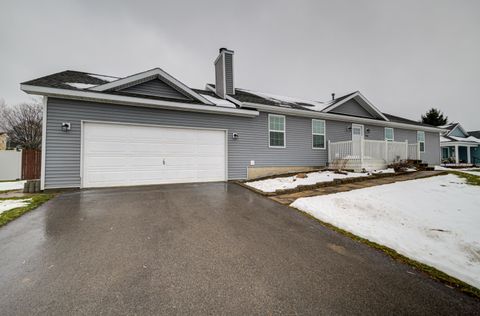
{"left": 20, "top": 48, "right": 442, "bottom": 190}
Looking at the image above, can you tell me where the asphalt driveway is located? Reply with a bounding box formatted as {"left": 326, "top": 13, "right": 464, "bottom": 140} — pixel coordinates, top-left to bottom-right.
{"left": 0, "top": 182, "right": 478, "bottom": 315}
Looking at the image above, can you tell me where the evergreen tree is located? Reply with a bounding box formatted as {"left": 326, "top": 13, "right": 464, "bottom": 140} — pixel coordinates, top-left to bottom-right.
{"left": 421, "top": 108, "right": 448, "bottom": 126}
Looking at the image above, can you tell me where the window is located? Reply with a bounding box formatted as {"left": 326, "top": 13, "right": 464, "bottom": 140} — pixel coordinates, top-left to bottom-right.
{"left": 417, "top": 131, "right": 425, "bottom": 152}
{"left": 312, "top": 119, "right": 326, "bottom": 149}
{"left": 442, "top": 147, "right": 449, "bottom": 159}
{"left": 384, "top": 128, "right": 394, "bottom": 141}
{"left": 269, "top": 114, "right": 285, "bottom": 148}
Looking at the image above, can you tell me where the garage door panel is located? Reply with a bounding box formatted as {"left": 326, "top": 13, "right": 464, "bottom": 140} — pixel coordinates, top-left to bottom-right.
{"left": 83, "top": 123, "right": 226, "bottom": 188}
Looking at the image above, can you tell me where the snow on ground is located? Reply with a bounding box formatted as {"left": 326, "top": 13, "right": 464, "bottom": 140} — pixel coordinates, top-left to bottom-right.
{"left": 371, "top": 168, "right": 395, "bottom": 174}
{"left": 246, "top": 171, "right": 369, "bottom": 193}
{"left": 464, "top": 171, "right": 480, "bottom": 176}
{"left": 0, "top": 180, "right": 26, "bottom": 191}
{"left": 0, "top": 199, "right": 31, "bottom": 215}
{"left": 434, "top": 166, "right": 480, "bottom": 177}
{"left": 291, "top": 174, "right": 480, "bottom": 288}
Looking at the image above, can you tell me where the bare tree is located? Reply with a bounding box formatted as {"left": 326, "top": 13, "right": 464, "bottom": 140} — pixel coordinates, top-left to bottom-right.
{"left": 0, "top": 101, "right": 42, "bottom": 149}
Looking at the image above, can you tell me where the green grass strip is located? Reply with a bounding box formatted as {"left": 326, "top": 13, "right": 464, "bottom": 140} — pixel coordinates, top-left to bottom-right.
{"left": 449, "top": 171, "right": 480, "bottom": 186}
{"left": 0, "top": 194, "right": 54, "bottom": 227}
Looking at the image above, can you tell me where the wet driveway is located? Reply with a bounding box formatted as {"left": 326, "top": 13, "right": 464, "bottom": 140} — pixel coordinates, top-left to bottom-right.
{"left": 0, "top": 182, "right": 478, "bottom": 315}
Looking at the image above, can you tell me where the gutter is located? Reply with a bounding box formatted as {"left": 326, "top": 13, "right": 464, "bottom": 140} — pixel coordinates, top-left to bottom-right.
{"left": 243, "top": 102, "right": 446, "bottom": 133}
{"left": 20, "top": 84, "right": 260, "bottom": 118}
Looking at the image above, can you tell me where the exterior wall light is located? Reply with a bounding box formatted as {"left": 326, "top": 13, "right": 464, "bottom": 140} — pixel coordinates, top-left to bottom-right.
{"left": 61, "top": 122, "right": 71, "bottom": 132}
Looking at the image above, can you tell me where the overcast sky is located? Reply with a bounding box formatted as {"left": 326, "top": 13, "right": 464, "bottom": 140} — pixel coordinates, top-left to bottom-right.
{"left": 1, "top": 0, "right": 479, "bottom": 129}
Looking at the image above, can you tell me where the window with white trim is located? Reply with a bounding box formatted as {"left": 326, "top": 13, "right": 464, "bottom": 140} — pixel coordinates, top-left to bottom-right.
{"left": 417, "top": 131, "right": 425, "bottom": 152}
{"left": 269, "top": 114, "right": 285, "bottom": 148}
{"left": 312, "top": 119, "right": 326, "bottom": 149}
{"left": 384, "top": 127, "right": 394, "bottom": 141}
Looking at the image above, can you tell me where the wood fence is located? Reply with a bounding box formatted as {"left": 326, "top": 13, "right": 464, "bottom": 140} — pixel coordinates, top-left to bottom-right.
{"left": 22, "top": 149, "right": 41, "bottom": 180}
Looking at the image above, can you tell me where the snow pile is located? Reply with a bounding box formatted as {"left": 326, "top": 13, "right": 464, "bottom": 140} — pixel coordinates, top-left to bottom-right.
{"left": 370, "top": 168, "right": 395, "bottom": 174}
{"left": 0, "top": 199, "right": 31, "bottom": 215}
{"left": 0, "top": 180, "right": 26, "bottom": 191}
{"left": 291, "top": 174, "right": 480, "bottom": 288}
{"left": 201, "top": 94, "right": 236, "bottom": 108}
{"left": 246, "top": 171, "right": 369, "bottom": 193}
{"left": 65, "top": 82, "right": 98, "bottom": 89}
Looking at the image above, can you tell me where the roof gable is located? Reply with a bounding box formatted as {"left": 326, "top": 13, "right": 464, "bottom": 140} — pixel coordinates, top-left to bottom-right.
{"left": 329, "top": 99, "right": 376, "bottom": 118}
{"left": 117, "top": 77, "right": 192, "bottom": 101}
{"left": 447, "top": 124, "right": 468, "bottom": 138}
{"left": 90, "top": 68, "right": 213, "bottom": 105}
{"left": 321, "top": 91, "right": 389, "bottom": 121}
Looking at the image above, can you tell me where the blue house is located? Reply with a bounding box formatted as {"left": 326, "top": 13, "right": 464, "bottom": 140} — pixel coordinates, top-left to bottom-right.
{"left": 440, "top": 123, "right": 480, "bottom": 165}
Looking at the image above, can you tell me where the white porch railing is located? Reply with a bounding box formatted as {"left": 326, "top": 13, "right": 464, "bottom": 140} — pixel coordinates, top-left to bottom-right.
{"left": 328, "top": 139, "right": 420, "bottom": 170}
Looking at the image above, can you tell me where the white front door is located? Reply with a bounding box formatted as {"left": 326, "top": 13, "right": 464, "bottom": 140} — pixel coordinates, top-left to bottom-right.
{"left": 351, "top": 124, "right": 364, "bottom": 158}
{"left": 82, "top": 122, "right": 226, "bottom": 188}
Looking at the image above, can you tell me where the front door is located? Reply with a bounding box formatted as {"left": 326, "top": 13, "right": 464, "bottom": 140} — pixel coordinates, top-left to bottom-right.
{"left": 351, "top": 124, "right": 364, "bottom": 158}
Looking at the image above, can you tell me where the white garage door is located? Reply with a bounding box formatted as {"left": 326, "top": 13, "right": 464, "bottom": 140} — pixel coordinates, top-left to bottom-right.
{"left": 82, "top": 122, "right": 226, "bottom": 188}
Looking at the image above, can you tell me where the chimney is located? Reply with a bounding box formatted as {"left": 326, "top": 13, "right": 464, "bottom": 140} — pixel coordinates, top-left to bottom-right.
{"left": 331, "top": 93, "right": 335, "bottom": 100}
{"left": 214, "top": 48, "right": 235, "bottom": 98}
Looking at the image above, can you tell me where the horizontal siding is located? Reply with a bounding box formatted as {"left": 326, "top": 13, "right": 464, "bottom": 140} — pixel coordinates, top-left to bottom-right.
{"left": 121, "top": 79, "right": 190, "bottom": 100}
{"left": 330, "top": 99, "right": 374, "bottom": 118}
{"left": 45, "top": 98, "right": 327, "bottom": 188}
{"left": 45, "top": 98, "right": 442, "bottom": 188}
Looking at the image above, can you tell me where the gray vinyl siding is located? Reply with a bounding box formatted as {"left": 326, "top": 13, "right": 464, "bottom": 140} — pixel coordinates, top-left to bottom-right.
{"left": 330, "top": 99, "right": 374, "bottom": 118}
{"left": 45, "top": 98, "right": 327, "bottom": 188}
{"left": 422, "top": 132, "right": 441, "bottom": 165}
{"left": 121, "top": 79, "right": 190, "bottom": 100}
{"left": 224, "top": 53, "right": 234, "bottom": 94}
{"left": 214, "top": 54, "right": 225, "bottom": 97}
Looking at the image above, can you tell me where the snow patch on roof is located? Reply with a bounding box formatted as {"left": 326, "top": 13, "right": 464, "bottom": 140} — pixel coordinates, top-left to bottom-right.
{"left": 238, "top": 89, "right": 324, "bottom": 110}
{"left": 200, "top": 94, "right": 236, "bottom": 108}
{"left": 450, "top": 136, "right": 480, "bottom": 143}
{"left": 65, "top": 82, "right": 98, "bottom": 89}
{"left": 88, "top": 74, "right": 119, "bottom": 82}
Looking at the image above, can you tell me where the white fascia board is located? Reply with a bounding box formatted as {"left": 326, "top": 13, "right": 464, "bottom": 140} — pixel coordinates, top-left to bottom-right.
{"left": 21, "top": 85, "right": 259, "bottom": 118}
{"left": 89, "top": 68, "right": 213, "bottom": 105}
{"left": 321, "top": 91, "right": 389, "bottom": 121}
{"left": 244, "top": 102, "right": 445, "bottom": 133}
{"left": 441, "top": 140, "right": 479, "bottom": 146}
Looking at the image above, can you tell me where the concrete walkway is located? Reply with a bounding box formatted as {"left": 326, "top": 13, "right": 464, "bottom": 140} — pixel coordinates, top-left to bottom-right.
{"left": 271, "top": 171, "right": 446, "bottom": 205}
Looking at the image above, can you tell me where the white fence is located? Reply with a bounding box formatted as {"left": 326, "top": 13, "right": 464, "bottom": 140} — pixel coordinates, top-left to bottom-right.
{"left": 328, "top": 139, "right": 420, "bottom": 167}
{"left": 0, "top": 150, "right": 22, "bottom": 181}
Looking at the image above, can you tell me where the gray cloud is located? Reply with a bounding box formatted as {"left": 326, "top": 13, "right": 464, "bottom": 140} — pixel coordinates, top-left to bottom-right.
{"left": 1, "top": 0, "right": 479, "bottom": 129}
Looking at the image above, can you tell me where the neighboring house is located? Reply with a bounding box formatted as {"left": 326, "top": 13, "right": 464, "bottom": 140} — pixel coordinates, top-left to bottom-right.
{"left": 0, "top": 132, "right": 8, "bottom": 150}
{"left": 20, "top": 48, "right": 442, "bottom": 190}
{"left": 440, "top": 123, "right": 480, "bottom": 165}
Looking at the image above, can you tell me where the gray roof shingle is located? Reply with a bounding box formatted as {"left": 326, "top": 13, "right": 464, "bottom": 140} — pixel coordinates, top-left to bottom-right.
{"left": 23, "top": 70, "right": 438, "bottom": 129}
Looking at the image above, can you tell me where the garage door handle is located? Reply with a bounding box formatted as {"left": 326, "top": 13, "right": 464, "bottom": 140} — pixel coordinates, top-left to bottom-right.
{"left": 163, "top": 158, "right": 165, "bottom": 165}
